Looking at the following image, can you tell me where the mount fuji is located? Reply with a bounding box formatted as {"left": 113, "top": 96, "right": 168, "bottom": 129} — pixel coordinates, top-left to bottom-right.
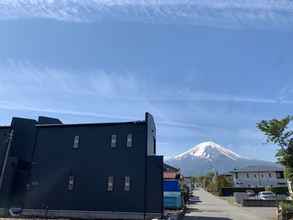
{"left": 166, "top": 141, "right": 278, "bottom": 176}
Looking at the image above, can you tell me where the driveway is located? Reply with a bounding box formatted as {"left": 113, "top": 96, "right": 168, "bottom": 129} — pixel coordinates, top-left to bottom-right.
{"left": 185, "top": 188, "right": 277, "bottom": 220}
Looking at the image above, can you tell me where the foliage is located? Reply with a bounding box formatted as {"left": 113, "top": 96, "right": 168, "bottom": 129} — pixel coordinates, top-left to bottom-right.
{"left": 194, "top": 173, "right": 232, "bottom": 195}
{"left": 271, "top": 187, "right": 289, "bottom": 195}
{"left": 257, "top": 116, "right": 293, "bottom": 180}
{"left": 280, "top": 201, "right": 293, "bottom": 214}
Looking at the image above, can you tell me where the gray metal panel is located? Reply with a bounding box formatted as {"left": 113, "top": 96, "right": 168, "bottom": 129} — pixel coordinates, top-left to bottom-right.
{"left": 146, "top": 113, "right": 156, "bottom": 156}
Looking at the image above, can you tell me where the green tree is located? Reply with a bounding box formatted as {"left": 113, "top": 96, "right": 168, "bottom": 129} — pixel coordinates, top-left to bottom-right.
{"left": 257, "top": 115, "right": 293, "bottom": 180}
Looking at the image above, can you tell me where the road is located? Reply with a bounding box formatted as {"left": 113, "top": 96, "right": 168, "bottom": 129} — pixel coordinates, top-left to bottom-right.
{"left": 184, "top": 188, "right": 277, "bottom": 220}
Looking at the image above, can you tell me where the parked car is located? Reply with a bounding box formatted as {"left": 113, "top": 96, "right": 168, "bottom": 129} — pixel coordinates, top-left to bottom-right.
{"left": 258, "top": 191, "right": 276, "bottom": 200}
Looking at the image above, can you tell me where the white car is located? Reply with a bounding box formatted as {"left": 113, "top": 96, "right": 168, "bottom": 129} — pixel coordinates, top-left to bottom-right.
{"left": 258, "top": 191, "right": 276, "bottom": 200}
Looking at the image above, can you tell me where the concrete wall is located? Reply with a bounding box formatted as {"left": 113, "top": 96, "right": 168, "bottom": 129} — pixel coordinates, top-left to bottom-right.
{"left": 241, "top": 199, "right": 278, "bottom": 207}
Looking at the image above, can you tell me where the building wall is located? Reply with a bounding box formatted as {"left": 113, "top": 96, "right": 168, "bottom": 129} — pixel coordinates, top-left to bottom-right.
{"left": 146, "top": 113, "right": 156, "bottom": 156}
{"left": 146, "top": 156, "right": 163, "bottom": 215}
{"left": 0, "top": 114, "right": 163, "bottom": 217}
{"left": 233, "top": 171, "right": 287, "bottom": 188}
{"left": 0, "top": 127, "right": 10, "bottom": 179}
{"left": 21, "top": 123, "right": 149, "bottom": 213}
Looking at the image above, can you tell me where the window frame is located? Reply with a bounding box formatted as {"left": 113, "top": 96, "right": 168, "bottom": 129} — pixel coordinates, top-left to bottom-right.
{"left": 68, "top": 175, "right": 75, "bottom": 191}
{"left": 73, "top": 135, "right": 80, "bottom": 149}
{"left": 124, "top": 176, "right": 131, "bottom": 192}
{"left": 107, "top": 176, "right": 114, "bottom": 192}
{"left": 111, "top": 134, "right": 117, "bottom": 148}
{"left": 127, "top": 134, "right": 133, "bottom": 148}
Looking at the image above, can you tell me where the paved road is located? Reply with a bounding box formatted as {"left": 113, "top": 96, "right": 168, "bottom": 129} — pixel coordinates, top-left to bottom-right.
{"left": 184, "top": 188, "right": 277, "bottom": 220}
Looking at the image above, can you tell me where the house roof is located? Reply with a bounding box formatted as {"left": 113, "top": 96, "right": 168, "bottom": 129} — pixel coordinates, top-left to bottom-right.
{"left": 231, "top": 165, "right": 284, "bottom": 173}
{"left": 164, "top": 163, "right": 180, "bottom": 172}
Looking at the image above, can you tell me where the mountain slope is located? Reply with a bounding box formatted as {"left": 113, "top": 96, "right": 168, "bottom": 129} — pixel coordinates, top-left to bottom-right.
{"left": 166, "top": 141, "right": 278, "bottom": 176}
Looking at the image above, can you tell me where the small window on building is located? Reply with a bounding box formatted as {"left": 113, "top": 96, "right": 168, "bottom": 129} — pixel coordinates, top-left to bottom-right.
{"left": 276, "top": 171, "right": 284, "bottom": 179}
{"left": 73, "top": 136, "right": 80, "bottom": 149}
{"left": 235, "top": 173, "right": 238, "bottom": 179}
{"left": 111, "top": 135, "right": 117, "bottom": 148}
{"left": 246, "top": 173, "right": 250, "bottom": 178}
{"left": 124, "top": 176, "right": 130, "bottom": 191}
{"left": 254, "top": 174, "right": 257, "bottom": 178}
{"left": 107, "top": 176, "right": 114, "bottom": 192}
{"left": 68, "top": 175, "right": 75, "bottom": 191}
{"left": 127, "top": 134, "right": 133, "bottom": 147}
{"left": 269, "top": 173, "right": 272, "bottom": 178}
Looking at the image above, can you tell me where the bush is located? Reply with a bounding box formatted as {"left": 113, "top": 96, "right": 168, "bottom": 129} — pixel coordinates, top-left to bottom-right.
{"left": 280, "top": 201, "right": 293, "bottom": 213}
{"left": 271, "top": 187, "right": 289, "bottom": 195}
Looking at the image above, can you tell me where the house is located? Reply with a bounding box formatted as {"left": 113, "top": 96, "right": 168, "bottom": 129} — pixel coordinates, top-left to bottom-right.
{"left": 163, "top": 163, "right": 180, "bottom": 179}
{"left": 0, "top": 113, "right": 163, "bottom": 220}
{"left": 163, "top": 164, "right": 182, "bottom": 210}
{"left": 231, "top": 165, "right": 287, "bottom": 188}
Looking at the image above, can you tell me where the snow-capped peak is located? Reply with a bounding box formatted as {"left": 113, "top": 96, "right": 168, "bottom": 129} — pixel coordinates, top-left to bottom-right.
{"left": 174, "top": 141, "right": 241, "bottom": 161}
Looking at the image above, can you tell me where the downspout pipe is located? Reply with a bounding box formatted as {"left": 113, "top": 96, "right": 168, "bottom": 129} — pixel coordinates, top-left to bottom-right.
{"left": 0, "top": 129, "right": 14, "bottom": 191}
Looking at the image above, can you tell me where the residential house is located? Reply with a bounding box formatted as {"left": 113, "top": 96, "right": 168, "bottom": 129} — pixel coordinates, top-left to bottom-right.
{"left": 0, "top": 113, "right": 163, "bottom": 220}
{"left": 231, "top": 165, "right": 287, "bottom": 188}
{"left": 163, "top": 163, "right": 180, "bottom": 180}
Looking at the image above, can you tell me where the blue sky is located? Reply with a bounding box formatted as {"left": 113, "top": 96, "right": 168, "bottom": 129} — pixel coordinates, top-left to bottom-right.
{"left": 0, "top": 0, "right": 293, "bottom": 161}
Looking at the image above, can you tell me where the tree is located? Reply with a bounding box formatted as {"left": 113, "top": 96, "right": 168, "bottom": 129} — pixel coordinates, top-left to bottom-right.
{"left": 257, "top": 115, "right": 293, "bottom": 180}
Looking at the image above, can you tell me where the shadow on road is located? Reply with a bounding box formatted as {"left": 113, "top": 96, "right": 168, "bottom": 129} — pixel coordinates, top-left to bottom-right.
{"left": 184, "top": 216, "right": 232, "bottom": 220}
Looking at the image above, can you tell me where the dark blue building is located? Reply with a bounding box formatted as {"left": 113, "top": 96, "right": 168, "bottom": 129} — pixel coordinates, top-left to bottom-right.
{"left": 0, "top": 113, "right": 163, "bottom": 219}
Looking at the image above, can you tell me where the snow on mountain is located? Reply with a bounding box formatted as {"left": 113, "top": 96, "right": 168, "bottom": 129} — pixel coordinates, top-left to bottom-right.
{"left": 166, "top": 141, "right": 278, "bottom": 176}
{"left": 174, "top": 141, "right": 240, "bottom": 161}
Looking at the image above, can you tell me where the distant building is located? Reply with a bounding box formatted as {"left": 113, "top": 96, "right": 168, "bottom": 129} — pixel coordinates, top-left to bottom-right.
{"left": 0, "top": 113, "right": 163, "bottom": 220}
{"left": 163, "top": 163, "right": 180, "bottom": 179}
{"left": 231, "top": 165, "right": 287, "bottom": 188}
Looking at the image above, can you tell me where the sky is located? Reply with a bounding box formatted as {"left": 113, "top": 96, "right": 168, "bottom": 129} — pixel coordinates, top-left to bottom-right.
{"left": 0, "top": 0, "right": 293, "bottom": 161}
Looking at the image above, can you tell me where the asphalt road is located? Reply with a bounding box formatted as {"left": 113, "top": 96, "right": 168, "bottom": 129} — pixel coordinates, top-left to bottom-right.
{"left": 185, "top": 188, "right": 277, "bottom": 220}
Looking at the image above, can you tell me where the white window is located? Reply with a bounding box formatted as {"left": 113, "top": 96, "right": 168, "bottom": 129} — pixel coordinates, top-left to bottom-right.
{"left": 73, "top": 136, "right": 80, "bottom": 149}
{"left": 127, "top": 134, "right": 133, "bottom": 147}
{"left": 107, "top": 176, "right": 114, "bottom": 192}
{"left": 111, "top": 135, "right": 117, "bottom": 148}
{"left": 124, "top": 176, "right": 130, "bottom": 191}
{"left": 68, "top": 175, "right": 75, "bottom": 191}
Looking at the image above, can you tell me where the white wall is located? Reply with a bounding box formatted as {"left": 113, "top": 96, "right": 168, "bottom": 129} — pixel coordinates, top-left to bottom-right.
{"left": 233, "top": 171, "right": 287, "bottom": 188}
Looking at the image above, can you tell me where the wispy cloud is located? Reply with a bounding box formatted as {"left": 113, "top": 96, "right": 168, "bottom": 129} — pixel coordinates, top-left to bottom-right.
{"left": 0, "top": 0, "right": 293, "bottom": 29}
{"left": 0, "top": 60, "right": 292, "bottom": 107}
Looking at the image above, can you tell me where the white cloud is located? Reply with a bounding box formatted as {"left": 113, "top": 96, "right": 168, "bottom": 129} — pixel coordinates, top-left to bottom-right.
{"left": 0, "top": 0, "right": 293, "bottom": 29}
{"left": 0, "top": 60, "right": 292, "bottom": 110}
